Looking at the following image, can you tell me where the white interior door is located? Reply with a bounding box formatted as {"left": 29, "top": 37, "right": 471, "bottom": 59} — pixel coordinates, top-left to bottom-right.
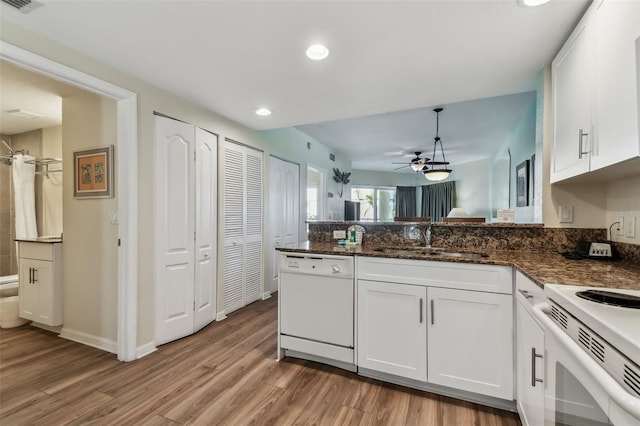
{"left": 193, "top": 127, "right": 217, "bottom": 331}
{"left": 155, "top": 116, "right": 195, "bottom": 345}
{"left": 268, "top": 156, "right": 299, "bottom": 294}
{"left": 243, "top": 147, "right": 263, "bottom": 304}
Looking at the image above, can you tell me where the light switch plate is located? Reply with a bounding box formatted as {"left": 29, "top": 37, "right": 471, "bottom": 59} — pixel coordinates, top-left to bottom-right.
{"left": 333, "top": 230, "right": 346, "bottom": 239}
{"left": 624, "top": 216, "right": 636, "bottom": 238}
{"left": 559, "top": 206, "right": 573, "bottom": 223}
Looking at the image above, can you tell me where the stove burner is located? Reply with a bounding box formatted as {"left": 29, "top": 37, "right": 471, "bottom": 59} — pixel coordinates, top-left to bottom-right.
{"left": 576, "top": 290, "right": 640, "bottom": 309}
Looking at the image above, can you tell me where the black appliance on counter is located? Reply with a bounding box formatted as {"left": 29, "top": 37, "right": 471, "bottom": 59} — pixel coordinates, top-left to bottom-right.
{"left": 344, "top": 200, "right": 360, "bottom": 221}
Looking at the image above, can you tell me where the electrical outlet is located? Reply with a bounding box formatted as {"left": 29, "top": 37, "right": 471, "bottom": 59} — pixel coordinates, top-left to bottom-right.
{"left": 615, "top": 216, "right": 624, "bottom": 236}
{"left": 333, "top": 230, "right": 346, "bottom": 239}
{"left": 624, "top": 216, "right": 636, "bottom": 238}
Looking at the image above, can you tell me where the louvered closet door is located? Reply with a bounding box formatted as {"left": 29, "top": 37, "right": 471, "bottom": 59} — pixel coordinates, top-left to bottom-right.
{"left": 222, "top": 142, "right": 245, "bottom": 314}
{"left": 244, "top": 148, "right": 263, "bottom": 304}
{"left": 222, "top": 140, "right": 264, "bottom": 314}
{"left": 155, "top": 116, "right": 195, "bottom": 345}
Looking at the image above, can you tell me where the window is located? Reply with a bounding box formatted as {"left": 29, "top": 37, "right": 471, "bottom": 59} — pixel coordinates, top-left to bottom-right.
{"left": 351, "top": 187, "right": 396, "bottom": 222}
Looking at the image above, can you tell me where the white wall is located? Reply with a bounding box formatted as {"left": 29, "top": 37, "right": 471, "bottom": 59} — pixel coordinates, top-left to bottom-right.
{"left": 451, "top": 159, "right": 491, "bottom": 219}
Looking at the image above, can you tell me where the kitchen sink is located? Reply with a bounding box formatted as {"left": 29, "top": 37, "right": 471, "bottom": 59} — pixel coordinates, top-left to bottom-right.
{"left": 373, "top": 247, "right": 487, "bottom": 259}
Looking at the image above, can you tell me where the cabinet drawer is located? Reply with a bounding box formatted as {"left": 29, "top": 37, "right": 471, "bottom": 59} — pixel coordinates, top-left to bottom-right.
{"left": 356, "top": 256, "right": 512, "bottom": 294}
{"left": 18, "top": 242, "right": 54, "bottom": 261}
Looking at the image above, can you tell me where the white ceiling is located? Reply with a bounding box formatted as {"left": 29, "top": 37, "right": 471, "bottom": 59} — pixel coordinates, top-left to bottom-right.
{"left": 0, "top": 0, "right": 588, "bottom": 169}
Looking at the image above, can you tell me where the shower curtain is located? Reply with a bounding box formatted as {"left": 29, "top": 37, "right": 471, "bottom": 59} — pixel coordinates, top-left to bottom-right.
{"left": 12, "top": 154, "right": 38, "bottom": 239}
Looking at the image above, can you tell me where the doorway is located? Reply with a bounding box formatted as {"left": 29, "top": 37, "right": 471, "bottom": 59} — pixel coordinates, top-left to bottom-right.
{"left": 267, "top": 156, "right": 300, "bottom": 294}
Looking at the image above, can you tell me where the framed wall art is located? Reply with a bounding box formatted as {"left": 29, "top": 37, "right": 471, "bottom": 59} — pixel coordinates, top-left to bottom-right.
{"left": 516, "top": 159, "right": 529, "bottom": 207}
{"left": 73, "top": 146, "right": 114, "bottom": 198}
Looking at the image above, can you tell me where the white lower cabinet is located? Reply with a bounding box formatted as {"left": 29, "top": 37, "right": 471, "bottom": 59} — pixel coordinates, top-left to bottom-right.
{"left": 428, "top": 287, "right": 513, "bottom": 400}
{"left": 357, "top": 279, "right": 427, "bottom": 381}
{"left": 355, "top": 256, "right": 514, "bottom": 403}
{"left": 515, "top": 271, "right": 545, "bottom": 426}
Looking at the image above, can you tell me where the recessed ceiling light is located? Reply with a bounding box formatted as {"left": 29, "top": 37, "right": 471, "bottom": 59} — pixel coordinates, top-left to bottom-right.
{"left": 518, "top": 0, "right": 551, "bottom": 6}
{"left": 306, "top": 44, "right": 329, "bottom": 61}
{"left": 255, "top": 108, "right": 272, "bottom": 116}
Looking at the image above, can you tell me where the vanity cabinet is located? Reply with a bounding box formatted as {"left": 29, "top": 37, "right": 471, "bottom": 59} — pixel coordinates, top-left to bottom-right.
{"left": 551, "top": 0, "right": 640, "bottom": 183}
{"left": 18, "top": 242, "right": 63, "bottom": 326}
{"left": 515, "top": 271, "right": 545, "bottom": 426}
{"left": 356, "top": 256, "right": 513, "bottom": 401}
{"left": 357, "top": 279, "right": 427, "bottom": 381}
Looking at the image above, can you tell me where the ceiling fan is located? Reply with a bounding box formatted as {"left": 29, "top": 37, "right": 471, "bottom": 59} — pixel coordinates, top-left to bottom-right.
{"left": 392, "top": 151, "right": 431, "bottom": 172}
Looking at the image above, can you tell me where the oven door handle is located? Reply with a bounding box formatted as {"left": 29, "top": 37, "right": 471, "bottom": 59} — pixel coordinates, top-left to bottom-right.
{"left": 532, "top": 303, "right": 640, "bottom": 422}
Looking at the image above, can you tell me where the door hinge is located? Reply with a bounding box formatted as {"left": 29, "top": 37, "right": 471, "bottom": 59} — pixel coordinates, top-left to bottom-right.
{"left": 193, "top": 300, "right": 195, "bottom": 311}
{"left": 194, "top": 151, "right": 196, "bottom": 162}
{"left": 194, "top": 232, "right": 196, "bottom": 241}
{"left": 118, "top": 238, "right": 121, "bottom": 247}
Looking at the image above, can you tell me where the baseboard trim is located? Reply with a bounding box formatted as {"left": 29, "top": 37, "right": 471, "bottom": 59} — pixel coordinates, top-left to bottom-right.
{"left": 215, "top": 310, "right": 227, "bottom": 321}
{"left": 262, "top": 291, "right": 272, "bottom": 300}
{"left": 136, "top": 341, "right": 157, "bottom": 359}
{"left": 59, "top": 328, "right": 117, "bottom": 354}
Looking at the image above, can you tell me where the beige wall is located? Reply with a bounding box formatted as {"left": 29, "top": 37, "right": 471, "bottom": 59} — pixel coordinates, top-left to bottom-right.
{"left": 605, "top": 175, "right": 640, "bottom": 245}
{"left": 1, "top": 19, "right": 265, "bottom": 347}
{"left": 62, "top": 92, "right": 119, "bottom": 342}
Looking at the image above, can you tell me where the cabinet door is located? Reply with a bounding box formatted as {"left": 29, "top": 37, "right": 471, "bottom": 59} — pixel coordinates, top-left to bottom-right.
{"left": 19, "top": 259, "right": 39, "bottom": 321}
{"left": 357, "top": 280, "right": 427, "bottom": 381}
{"left": 19, "top": 259, "right": 58, "bottom": 325}
{"left": 516, "top": 300, "right": 545, "bottom": 426}
{"left": 551, "top": 13, "right": 594, "bottom": 183}
{"left": 428, "top": 287, "right": 513, "bottom": 400}
{"left": 591, "top": 0, "right": 640, "bottom": 170}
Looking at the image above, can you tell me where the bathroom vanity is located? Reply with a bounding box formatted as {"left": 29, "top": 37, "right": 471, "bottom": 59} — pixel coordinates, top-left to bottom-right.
{"left": 17, "top": 238, "right": 63, "bottom": 326}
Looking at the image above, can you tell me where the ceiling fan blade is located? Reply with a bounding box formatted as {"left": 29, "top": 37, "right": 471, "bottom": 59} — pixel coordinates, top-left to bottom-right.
{"left": 394, "top": 164, "right": 410, "bottom": 170}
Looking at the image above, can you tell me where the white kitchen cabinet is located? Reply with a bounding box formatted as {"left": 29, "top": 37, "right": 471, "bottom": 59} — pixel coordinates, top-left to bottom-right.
{"left": 551, "top": 5, "right": 595, "bottom": 183}
{"left": 515, "top": 271, "right": 545, "bottom": 426}
{"left": 356, "top": 256, "right": 514, "bottom": 403}
{"left": 551, "top": 0, "right": 640, "bottom": 183}
{"left": 18, "top": 242, "right": 63, "bottom": 326}
{"left": 357, "top": 279, "right": 427, "bottom": 381}
{"left": 591, "top": 0, "right": 640, "bottom": 171}
{"left": 428, "top": 286, "right": 513, "bottom": 400}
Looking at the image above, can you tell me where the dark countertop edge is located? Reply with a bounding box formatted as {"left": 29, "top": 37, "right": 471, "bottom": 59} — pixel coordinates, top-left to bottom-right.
{"left": 276, "top": 245, "right": 640, "bottom": 291}
{"left": 15, "top": 238, "right": 63, "bottom": 244}
{"left": 307, "top": 221, "right": 545, "bottom": 228}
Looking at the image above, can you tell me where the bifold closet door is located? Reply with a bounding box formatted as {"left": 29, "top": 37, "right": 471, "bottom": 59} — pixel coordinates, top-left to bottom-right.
{"left": 193, "top": 127, "right": 217, "bottom": 332}
{"left": 155, "top": 116, "right": 217, "bottom": 345}
{"left": 222, "top": 140, "right": 263, "bottom": 315}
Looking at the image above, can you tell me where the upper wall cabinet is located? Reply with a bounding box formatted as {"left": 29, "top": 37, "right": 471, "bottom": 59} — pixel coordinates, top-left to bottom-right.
{"left": 551, "top": 0, "right": 640, "bottom": 183}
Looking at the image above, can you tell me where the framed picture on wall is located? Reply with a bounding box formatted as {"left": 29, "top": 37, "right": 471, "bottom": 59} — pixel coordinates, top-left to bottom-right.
{"left": 73, "top": 146, "right": 114, "bottom": 198}
{"left": 516, "top": 159, "right": 529, "bottom": 207}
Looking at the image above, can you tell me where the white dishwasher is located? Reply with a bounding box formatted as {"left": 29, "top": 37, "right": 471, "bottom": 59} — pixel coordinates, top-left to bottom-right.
{"left": 277, "top": 252, "right": 355, "bottom": 371}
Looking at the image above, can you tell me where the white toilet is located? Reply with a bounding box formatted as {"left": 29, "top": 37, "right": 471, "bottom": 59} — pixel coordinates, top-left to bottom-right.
{"left": 0, "top": 275, "right": 29, "bottom": 328}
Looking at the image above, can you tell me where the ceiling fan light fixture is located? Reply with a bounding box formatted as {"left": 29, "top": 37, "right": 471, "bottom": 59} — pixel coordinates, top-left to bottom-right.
{"left": 410, "top": 161, "right": 424, "bottom": 172}
{"left": 423, "top": 169, "right": 451, "bottom": 182}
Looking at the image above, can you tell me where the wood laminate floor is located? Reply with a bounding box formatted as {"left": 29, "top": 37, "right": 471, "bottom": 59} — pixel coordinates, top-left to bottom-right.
{"left": 0, "top": 296, "right": 521, "bottom": 425}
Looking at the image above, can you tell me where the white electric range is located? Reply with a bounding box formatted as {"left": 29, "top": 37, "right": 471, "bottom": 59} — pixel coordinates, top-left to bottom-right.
{"left": 533, "top": 284, "right": 640, "bottom": 425}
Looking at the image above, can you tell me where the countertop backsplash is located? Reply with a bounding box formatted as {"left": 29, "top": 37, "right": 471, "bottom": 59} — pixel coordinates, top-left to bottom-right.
{"left": 308, "top": 221, "right": 613, "bottom": 254}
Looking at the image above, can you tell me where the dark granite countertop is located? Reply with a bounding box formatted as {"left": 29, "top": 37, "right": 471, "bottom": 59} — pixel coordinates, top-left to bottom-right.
{"left": 15, "top": 237, "right": 63, "bottom": 244}
{"left": 277, "top": 242, "right": 640, "bottom": 291}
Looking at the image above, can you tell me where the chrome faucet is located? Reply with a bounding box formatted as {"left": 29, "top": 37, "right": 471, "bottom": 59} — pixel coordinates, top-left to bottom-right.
{"left": 411, "top": 224, "right": 432, "bottom": 248}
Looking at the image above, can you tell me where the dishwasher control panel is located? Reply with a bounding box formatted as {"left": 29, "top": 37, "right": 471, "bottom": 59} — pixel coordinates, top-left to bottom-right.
{"left": 280, "top": 253, "right": 354, "bottom": 278}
